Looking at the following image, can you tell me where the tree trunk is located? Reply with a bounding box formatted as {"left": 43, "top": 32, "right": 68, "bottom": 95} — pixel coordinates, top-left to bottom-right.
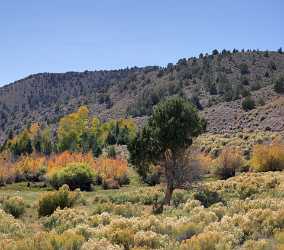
{"left": 164, "top": 180, "right": 174, "bottom": 205}
{"left": 163, "top": 149, "right": 176, "bottom": 206}
{"left": 153, "top": 180, "right": 174, "bottom": 214}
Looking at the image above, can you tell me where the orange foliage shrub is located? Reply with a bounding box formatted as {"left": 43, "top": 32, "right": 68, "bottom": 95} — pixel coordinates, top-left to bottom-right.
{"left": 47, "top": 152, "right": 128, "bottom": 184}
{"left": 251, "top": 143, "right": 284, "bottom": 172}
{"left": 213, "top": 147, "right": 244, "bottom": 179}
{"left": 15, "top": 155, "right": 46, "bottom": 175}
{"left": 0, "top": 150, "right": 129, "bottom": 187}
{"left": 94, "top": 157, "right": 128, "bottom": 181}
{"left": 14, "top": 154, "right": 47, "bottom": 181}
{"left": 0, "top": 151, "right": 15, "bottom": 185}
{"left": 47, "top": 151, "right": 95, "bottom": 174}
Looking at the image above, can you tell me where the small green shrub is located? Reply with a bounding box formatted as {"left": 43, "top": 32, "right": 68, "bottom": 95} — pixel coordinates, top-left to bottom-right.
{"left": 38, "top": 185, "right": 78, "bottom": 217}
{"left": 49, "top": 163, "right": 95, "bottom": 191}
{"left": 102, "top": 179, "right": 120, "bottom": 190}
{"left": 106, "top": 146, "right": 117, "bottom": 158}
{"left": 172, "top": 190, "right": 189, "bottom": 208}
{"left": 274, "top": 76, "right": 284, "bottom": 93}
{"left": 145, "top": 172, "right": 161, "bottom": 186}
{"left": 239, "top": 63, "right": 250, "bottom": 75}
{"left": 116, "top": 174, "right": 130, "bottom": 186}
{"left": 242, "top": 96, "right": 255, "bottom": 111}
{"left": 193, "top": 188, "right": 223, "bottom": 208}
{"left": 3, "top": 196, "right": 25, "bottom": 218}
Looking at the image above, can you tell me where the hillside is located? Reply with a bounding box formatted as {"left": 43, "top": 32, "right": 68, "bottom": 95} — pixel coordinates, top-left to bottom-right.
{"left": 1, "top": 50, "right": 284, "bottom": 145}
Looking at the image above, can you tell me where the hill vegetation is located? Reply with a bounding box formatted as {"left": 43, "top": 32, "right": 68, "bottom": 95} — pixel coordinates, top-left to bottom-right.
{"left": 1, "top": 49, "right": 284, "bottom": 145}
{"left": 0, "top": 49, "right": 284, "bottom": 249}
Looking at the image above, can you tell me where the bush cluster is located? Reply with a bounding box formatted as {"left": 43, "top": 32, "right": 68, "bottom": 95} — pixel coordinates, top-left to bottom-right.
{"left": 213, "top": 147, "right": 244, "bottom": 179}
{"left": 3, "top": 196, "right": 25, "bottom": 218}
{"left": 250, "top": 143, "right": 284, "bottom": 172}
{"left": 1, "top": 171, "right": 284, "bottom": 249}
{"left": 49, "top": 163, "right": 95, "bottom": 191}
{"left": 38, "top": 185, "right": 79, "bottom": 216}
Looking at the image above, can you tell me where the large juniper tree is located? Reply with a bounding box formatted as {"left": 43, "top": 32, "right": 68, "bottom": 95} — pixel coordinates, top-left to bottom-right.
{"left": 129, "top": 97, "right": 205, "bottom": 207}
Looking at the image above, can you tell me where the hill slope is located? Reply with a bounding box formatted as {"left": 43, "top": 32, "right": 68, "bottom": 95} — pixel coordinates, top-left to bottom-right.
{"left": 1, "top": 50, "right": 284, "bottom": 145}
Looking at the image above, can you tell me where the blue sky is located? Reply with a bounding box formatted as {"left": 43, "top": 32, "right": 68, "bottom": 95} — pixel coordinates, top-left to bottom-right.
{"left": 0, "top": 0, "right": 283, "bottom": 86}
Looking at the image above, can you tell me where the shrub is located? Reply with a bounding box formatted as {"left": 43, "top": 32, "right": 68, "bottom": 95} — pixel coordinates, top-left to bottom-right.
{"left": 6, "top": 231, "right": 84, "bottom": 250}
{"left": 95, "top": 157, "right": 128, "bottom": 184}
{"left": 193, "top": 188, "right": 223, "bottom": 208}
{"left": 274, "top": 77, "right": 284, "bottom": 93}
{"left": 3, "top": 196, "right": 25, "bottom": 218}
{"left": 43, "top": 208, "right": 88, "bottom": 232}
{"left": 145, "top": 172, "right": 161, "bottom": 186}
{"left": 102, "top": 179, "right": 120, "bottom": 190}
{"left": 106, "top": 146, "right": 117, "bottom": 158}
{"left": 49, "top": 163, "right": 95, "bottom": 191}
{"left": 250, "top": 144, "right": 284, "bottom": 172}
{"left": 81, "top": 238, "right": 123, "bottom": 250}
{"left": 183, "top": 200, "right": 202, "bottom": 212}
{"left": 113, "top": 203, "right": 142, "bottom": 218}
{"left": 47, "top": 151, "right": 95, "bottom": 173}
{"left": 241, "top": 239, "right": 274, "bottom": 250}
{"left": 134, "top": 230, "right": 167, "bottom": 249}
{"left": 0, "top": 209, "right": 26, "bottom": 238}
{"left": 268, "top": 61, "right": 277, "bottom": 71}
{"left": 14, "top": 155, "right": 47, "bottom": 182}
{"left": 213, "top": 148, "right": 243, "bottom": 179}
{"left": 172, "top": 190, "right": 189, "bottom": 208}
{"left": 180, "top": 231, "right": 226, "bottom": 250}
{"left": 242, "top": 96, "right": 255, "bottom": 111}
{"left": 239, "top": 63, "right": 250, "bottom": 75}
{"left": 38, "top": 185, "right": 78, "bottom": 216}
{"left": 110, "top": 228, "right": 135, "bottom": 249}
{"left": 0, "top": 153, "right": 15, "bottom": 185}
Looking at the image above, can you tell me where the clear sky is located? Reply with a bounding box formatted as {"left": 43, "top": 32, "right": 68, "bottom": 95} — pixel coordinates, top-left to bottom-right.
{"left": 0, "top": 0, "right": 283, "bottom": 86}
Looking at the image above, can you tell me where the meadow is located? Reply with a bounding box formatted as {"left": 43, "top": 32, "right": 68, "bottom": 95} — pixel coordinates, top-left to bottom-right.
{"left": 1, "top": 166, "right": 284, "bottom": 250}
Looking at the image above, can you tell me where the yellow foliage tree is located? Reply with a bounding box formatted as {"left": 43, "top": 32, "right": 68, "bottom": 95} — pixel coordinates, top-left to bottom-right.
{"left": 57, "top": 106, "right": 90, "bottom": 151}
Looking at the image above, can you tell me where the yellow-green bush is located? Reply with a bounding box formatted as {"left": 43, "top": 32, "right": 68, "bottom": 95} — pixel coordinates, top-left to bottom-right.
{"left": 3, "top": 196, "right": 25, "bottom": 218}
{"left": 49, "top": 163, "right": 96, "bottom": 191}
{"left": 133, "top": 230, "right": 167, "bottom": 249}
{"left": 3, "top": 231, "right": 84, "bottom": 250}
{"left": 110, "top": 228, "right": 135, "bottom": 249}
{"left": 0, "top": 209, "right": 26, "bottom": 239}
{"left": 43, "top": 208, "right": 89, "bottom": 233}
{"left": 240, "top": 239, "right": 274, "bottom": 250}
{"left": 180, "top": 231, "right": 230, "bottom": 250}
{"left": 81, "top": 238, "right": 123, "bottom": 250}
{"left": 250, "top": 143, "right": 284, "bottom": 172}
{"left": 38, "top": 185, "right": 79, "bottom": 217}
